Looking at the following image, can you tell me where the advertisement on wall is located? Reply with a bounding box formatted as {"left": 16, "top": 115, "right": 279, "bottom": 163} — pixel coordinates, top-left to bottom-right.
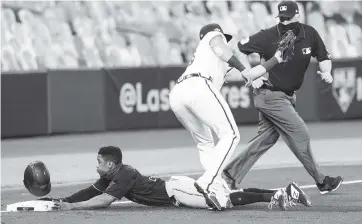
{"left": 104, "top": 67, "right": 259, "bottom": 130}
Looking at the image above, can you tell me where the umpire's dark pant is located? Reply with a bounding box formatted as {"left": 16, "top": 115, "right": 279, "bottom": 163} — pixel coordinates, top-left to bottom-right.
{"left": 223, "top": 88, "right": 325, "bottom": 188}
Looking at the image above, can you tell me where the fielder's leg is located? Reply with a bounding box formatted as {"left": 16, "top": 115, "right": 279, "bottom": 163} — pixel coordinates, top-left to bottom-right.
{"left": 190, "top": 80, "right": 241, "bottom": 194}
{"left": 170, "top": 80, "right": 233, "bottom": 210}
{"left": 169, "top": 102, "right": 229, "bottom": 199}
{"left": 169, "top": 81, "right": 218, "bottom": 171}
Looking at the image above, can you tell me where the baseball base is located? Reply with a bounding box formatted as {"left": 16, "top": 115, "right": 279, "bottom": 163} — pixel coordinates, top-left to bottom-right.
{"left": 6, "top": 200, "right": 59, "bottom": 212}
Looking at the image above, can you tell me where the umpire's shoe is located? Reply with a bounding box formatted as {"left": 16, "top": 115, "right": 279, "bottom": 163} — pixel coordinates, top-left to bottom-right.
{"left": 317, "top": 176, "right": 343, "bottom": 195}
{"left": 286, "top": 182, "right": 312, "bottom": 207}
{"left": 194, "top": 182, "right": 223, "bottom": 211}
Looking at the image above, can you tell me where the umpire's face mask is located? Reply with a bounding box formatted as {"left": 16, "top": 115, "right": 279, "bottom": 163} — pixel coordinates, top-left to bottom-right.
{"left": 278, "top": 21, "right": 300, "bottom": 35}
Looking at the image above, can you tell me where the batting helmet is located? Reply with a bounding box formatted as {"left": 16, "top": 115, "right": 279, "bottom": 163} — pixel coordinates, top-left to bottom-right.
{"left": 23, "top": 161, "right": 51, "bottom": 197}
{"left": 199, "top": 23, "right": 233, "bottom": 42}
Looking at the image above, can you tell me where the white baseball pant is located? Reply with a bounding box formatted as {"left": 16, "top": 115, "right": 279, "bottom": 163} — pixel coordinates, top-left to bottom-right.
{"left": 165, "top": 176, "right": 229, "bottom": 208}
{"left": 169, "top": 77, "right": 240, "bottom": 192}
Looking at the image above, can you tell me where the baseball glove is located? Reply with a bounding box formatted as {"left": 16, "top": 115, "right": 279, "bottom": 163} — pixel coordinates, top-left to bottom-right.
{"left": 277, "top": 30, "right": 296, "bottom": 62}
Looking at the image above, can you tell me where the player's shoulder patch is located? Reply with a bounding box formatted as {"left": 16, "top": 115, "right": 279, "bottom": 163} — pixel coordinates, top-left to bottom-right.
{"left": 240, "top": 37, "right": 250, "bottom": 45}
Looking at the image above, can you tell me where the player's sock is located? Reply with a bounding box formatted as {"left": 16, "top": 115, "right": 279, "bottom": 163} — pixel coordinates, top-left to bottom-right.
{"left": 243, "top": 188, "right": 277, "bottom": 194}
{"left": 229, "top": 192, "right": 273, "bottom": 206}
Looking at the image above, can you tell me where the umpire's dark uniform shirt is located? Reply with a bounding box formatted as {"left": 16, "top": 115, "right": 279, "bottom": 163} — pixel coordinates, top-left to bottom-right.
{"left": 238, "top": 23, "right": 331, "bottom": 94}
{"left": 93, "top": 164, "right": 173, "bottom": 206}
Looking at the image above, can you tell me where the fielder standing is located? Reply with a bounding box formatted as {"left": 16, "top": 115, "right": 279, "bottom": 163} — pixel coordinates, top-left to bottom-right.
{"left": 169, "top": 23, "right": 285, "bottom": 210}
{"left": 223, "top": 1, "right": 343, "bottom": 194}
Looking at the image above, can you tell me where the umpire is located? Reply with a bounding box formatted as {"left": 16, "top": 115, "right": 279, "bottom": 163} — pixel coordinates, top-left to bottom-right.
{"left": 223, "top": 1, "right": 343, "bottom": 194}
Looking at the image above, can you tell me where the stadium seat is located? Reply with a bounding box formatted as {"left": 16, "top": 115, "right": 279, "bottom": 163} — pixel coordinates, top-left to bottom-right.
{"left": 2, "top": 8, "right": 17, "bottom": 31}
{"left": 17, "top": 47, "right": 39, "bottom": 71}
{"left": 60, "top": 51, "right": 79, "bottom": 68}
{"left": 81, "top": 47, "right": 104, "bottom": 68}
{"left": 345, "top": 23, "right": 362, "bottom": 57}
{"left": 250, "top": 3, "right": 271, "bottom": 31}
{"left": 128, "top": 33, "right": 157, "bottom": 66}
{"left": 307, "top": 11, "right": 327, "bottom": 44}
{"left": 85, "top": 1, "right": 107, "bottom": 23}
{"left": 1, "top": 0, "right": 361, "bottom": 72}
{"left": 1, "top": 46, "right": 21, "bottom": 71}
{"left": 104, "top": 45, "right": 123, "bottom": 67}
{"left": 326, "top": 22, "right": 350, "bottom": 58}
{"left": 169, "top": 42, "right": 184, "bottom": 65}
{"left": 128, "top": 45, "right": 143, "bottom": 67}
{"left": 2, "top": 26, "right": 14, "bottom": 48}
{"left": 229, "top": 2, "right": 255, "bottom": 38}
{"left": 152, "top": 31, "right": 169, "bottom": 66}
{"left": 153, "top": 1, "right": 172, "bottom": 22}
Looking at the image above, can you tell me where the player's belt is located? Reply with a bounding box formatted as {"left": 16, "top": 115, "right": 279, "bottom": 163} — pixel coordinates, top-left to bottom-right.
{"left": 176, "top": 73, "right": 213, "bottom": 84}
{"left": 260, "top": 84, "right": 294, "bottom": 96}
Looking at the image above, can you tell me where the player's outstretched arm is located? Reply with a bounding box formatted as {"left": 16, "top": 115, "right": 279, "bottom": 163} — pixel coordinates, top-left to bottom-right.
{"left": 209, "top": 35, "right": 250, "bottom": 83}
{"left": 64, "top": 185, "right": 103, "bottom": 202}
{"left": 39, "top": 184, "right": 116, "bottom": 210}
{"left": 55, "top": 193, "right": 116, "bottom": 210}
{"left": 38, "top": 185, "right": 103, "bottom": 203}
{"left": 241, "top": 51, "right": 283, "bottom": 83}
{"left": 54, "top": 173, "right": 134, "bottom": 210}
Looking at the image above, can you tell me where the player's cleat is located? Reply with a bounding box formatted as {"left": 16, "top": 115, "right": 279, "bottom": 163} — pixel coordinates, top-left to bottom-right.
{"left": 317, "top": 176, "right": 343, "bottom": 195}
{"left": 194, "top": 182, "right": 224, "bottom": 211}
{"left": 268, "top": 188, "right": 288, "bottom": 210}
{"left": 286, "top": 182, "right": 312, "bottom": 207}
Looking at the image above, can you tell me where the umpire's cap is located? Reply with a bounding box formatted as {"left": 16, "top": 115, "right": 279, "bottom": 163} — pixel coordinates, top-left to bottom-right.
{"left": 199, "top": 23, "right": 233, "bottom": 42}
{"left": 276, "top": 1, "right": 299, "bottom": 19}
{"left": 23, "top": 161, "right": 51, "bottom": 197}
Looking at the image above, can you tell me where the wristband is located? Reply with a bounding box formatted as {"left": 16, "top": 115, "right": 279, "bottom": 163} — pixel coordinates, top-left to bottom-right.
{"left": 227, "top": 55, "right": 245, "bottom": 72}
{"left": 261, "top": 56, "right": 279, "bottom": 71}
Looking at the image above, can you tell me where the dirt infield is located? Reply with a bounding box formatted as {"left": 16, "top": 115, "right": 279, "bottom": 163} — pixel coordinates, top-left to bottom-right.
{"left": 2, "top": 165, "right": 362, "bottom": 224}
{"left": 2, "top": 121, "right": 362, "bottom": 188}
{"left": 1, "top": 120, "right": 362, "bottom": 223}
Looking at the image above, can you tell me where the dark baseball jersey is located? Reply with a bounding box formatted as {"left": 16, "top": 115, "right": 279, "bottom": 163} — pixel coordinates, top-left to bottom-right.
{"left": 92, "top": 164, "right": 173, "bottom": 206}
{"left": 238, "top": 23, "right": 331, "bottom": 93}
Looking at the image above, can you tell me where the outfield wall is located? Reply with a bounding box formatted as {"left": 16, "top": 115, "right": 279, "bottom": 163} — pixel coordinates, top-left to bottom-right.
{"left": 2, "top": 59, "right": 362, "bottom": 138}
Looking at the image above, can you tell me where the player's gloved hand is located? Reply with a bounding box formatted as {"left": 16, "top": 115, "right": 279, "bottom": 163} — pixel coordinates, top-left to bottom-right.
{"left": 53, "top": 201, "right": 74, "bottom": 210}
{"left": 317, "top": 71, "right": 333, "bottom": 83}
{"left": 274, "top": 50, "right": 284, "bottom": 63}
{"left": 251, "top": 77, "right": 267, "bottom": 89}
